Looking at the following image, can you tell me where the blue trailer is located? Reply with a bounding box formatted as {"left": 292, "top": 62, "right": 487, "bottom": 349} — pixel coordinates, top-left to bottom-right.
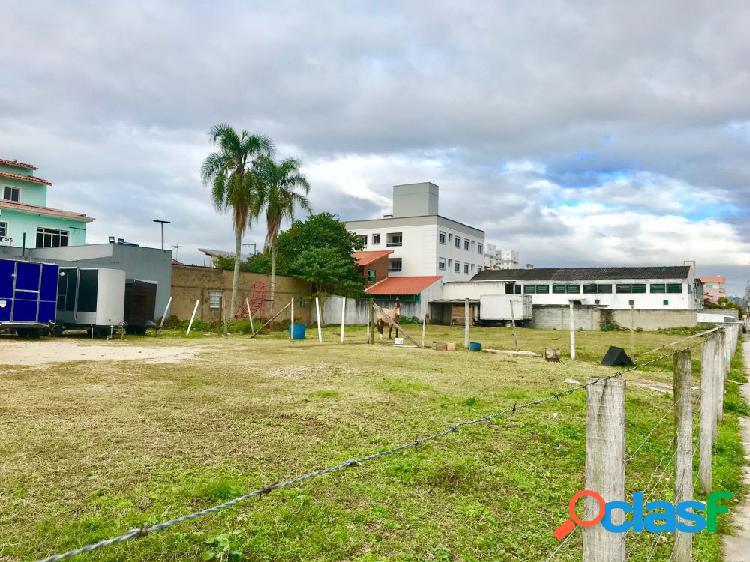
{"left": 0, "top": 258, "right": 59, "bottom": 337}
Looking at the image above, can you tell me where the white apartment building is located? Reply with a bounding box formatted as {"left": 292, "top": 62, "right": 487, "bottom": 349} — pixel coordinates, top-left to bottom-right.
{"left": 470, "top": 265, "right": 701, "bottom": 310}
{"left": 346, "top": 182, "right": 484, "bottom": 282}
{"left": 484, "top": 244, "right": 519, "bottom": 270}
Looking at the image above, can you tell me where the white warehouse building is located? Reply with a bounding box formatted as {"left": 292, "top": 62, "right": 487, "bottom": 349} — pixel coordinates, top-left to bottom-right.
{"left": 346, "top": 182, "right": 485, "bottom": 282}
{"left": 470, "top": 265, "right": 701, "bottom": 310}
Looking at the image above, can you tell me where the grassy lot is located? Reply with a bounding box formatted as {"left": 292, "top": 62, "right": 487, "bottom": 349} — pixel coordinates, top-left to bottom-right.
{"left": 0, "top": 325, "right": 745, "bottom": 561}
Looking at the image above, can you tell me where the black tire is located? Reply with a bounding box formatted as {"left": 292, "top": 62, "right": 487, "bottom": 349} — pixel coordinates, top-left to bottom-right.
{"left": 16, "top": 328, "right": 42, "bottom": 339}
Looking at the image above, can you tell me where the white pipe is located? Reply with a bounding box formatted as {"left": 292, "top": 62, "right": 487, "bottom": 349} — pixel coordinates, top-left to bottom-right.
{"left": 158, "top": 296, "right": 173, "bottom": 330}
{"left": 315, "top": 297, "right": 323, "bottom": 342}
{"left": 186, "top": 299, "right": 200, "bottom": 335}
{"left": 340, "top": 297, "right": 346, "bottom": 343}
{"left": 290, "top": 298, "right": 294, "bottom": 340}
{"left": 569, "top": 300, "right": 576, "bottom": 360}
{"left": 246, "top": 298, "right": 255, "bottom": 336}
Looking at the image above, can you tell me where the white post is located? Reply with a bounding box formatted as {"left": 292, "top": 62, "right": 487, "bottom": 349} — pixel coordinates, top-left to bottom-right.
{"left": 246, "top": 298, "right": 255, "bottom": 337}
{"left": 158, "top": 296, "right": 173, "bottom": 330}
{"left": 569, "top": 300, "right": 576, "bottom": 360}
{"left": 186, "top": 299, "right": 199, "bottom": 335}
{"left": 340, "top": 297, "right": 346, "bottom": 344}
{"left": 290, "top": 297, "right": 294, "bottom": 340}
{"left": 464, "top": 298, "right": 470, "bottom": 348}
{"left": 510, "top": 300, "right": 519, "bottom": 351}
{"left": 629, "top": 303, "right": 635, "bottom": 354}
{"left": 422, "top": 314, "right": 427, "bottom": 349}
{"left": 315, "top": 297, "right": 323, "bottom": 342}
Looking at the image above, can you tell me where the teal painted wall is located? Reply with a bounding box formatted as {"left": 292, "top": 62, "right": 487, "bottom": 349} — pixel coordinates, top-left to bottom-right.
{"left": 0, "top": 175, "right": 47, "bottom": 206}
{"left": 0, "top": 163, "right": 34, "bottom": 176}
{"left": 0, "top": 209, "right": 87, "bottom": 247}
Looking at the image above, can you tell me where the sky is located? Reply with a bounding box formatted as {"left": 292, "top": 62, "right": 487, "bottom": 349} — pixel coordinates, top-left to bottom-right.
{"left": 1, "top": 1, "right": 749, "bottom": 294}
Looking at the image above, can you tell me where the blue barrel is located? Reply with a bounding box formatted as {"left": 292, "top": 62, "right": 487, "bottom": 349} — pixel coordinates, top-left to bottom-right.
{"left": 468, "top": 341, "right": 482, "bottom": 352}
{"left": 289, "top": 323, "right": 306, "bottom": 340}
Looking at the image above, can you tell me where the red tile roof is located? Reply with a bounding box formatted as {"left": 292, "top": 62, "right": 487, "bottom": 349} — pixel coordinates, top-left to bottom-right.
{"left": 0, "top": 158, "right": 36, "bottom": 170}
{"left": 0, "top": 200, "right": 94, "bottom": 222}
{"left": 352, "top": 249, "right": 393, "bottom": 266}
{"left": 698, "top": 276, "right": 725, "bottom": 284}
{"left": 0, "top": 170, "right": 51, "bottom": 186}
{"left": 365, "top": 275, "right": 442, "bottom": 295}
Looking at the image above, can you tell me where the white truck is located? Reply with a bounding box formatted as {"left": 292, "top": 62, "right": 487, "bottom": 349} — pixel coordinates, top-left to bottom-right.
{"left": 478, "top": 294, "right": 532, "bottom": 326}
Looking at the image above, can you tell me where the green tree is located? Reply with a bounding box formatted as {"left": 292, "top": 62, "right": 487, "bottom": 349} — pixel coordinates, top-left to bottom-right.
{"left": 201, "top": 124, "right": 272, "bottom": 315}
{"left": 290, "top": 247, "right": 363, "bottom": 296}
{"left": 254, "top": 155, "right": 311, "bottom": 311}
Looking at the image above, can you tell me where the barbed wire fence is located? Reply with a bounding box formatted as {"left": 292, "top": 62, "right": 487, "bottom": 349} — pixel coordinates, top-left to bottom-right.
{"left": 35, "top": 324, "right": 742, "bottom": 562}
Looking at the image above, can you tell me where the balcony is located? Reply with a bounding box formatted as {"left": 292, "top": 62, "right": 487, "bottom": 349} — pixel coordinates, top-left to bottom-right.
{"left": 386, "top": 232, "right": 402, "bottom": 247}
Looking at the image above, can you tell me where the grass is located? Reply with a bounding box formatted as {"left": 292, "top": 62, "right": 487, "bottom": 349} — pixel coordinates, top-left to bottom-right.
{"left": 0, "top": 324, "right": 745, "bottom": 561}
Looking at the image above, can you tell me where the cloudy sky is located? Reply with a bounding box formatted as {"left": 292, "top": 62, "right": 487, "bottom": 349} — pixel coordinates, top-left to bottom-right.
{"left": 2, "top": 1, "right": 749, "bottom": 293}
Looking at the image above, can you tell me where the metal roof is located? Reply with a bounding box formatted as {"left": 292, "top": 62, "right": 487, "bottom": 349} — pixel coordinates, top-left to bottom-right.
{"left": 472, "top": 266, "right": 692, "bottom": 282}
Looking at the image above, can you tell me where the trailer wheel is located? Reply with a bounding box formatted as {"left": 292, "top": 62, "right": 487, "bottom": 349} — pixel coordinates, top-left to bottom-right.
{"left": 16, "top": 328, "right": 42, "bottom": 339}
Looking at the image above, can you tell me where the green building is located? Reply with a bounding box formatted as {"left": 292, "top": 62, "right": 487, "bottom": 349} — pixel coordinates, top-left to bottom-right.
{"left": 0, "top": 158, "right": 92, "bottom": 248}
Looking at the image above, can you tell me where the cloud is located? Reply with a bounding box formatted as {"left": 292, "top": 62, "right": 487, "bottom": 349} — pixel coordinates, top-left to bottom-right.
{"left": 0, "top": 1, "right": 749, "bottom": 291}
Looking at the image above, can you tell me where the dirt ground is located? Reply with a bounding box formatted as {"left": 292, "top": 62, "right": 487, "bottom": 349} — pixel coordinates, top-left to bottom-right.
{"left": 0, "top": 338, "right": 202, "bottom": 366}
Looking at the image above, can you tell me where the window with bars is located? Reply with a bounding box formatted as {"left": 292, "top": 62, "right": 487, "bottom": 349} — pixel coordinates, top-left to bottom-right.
{"left": 208, "top": 290, "right": 223, "bottom": 309}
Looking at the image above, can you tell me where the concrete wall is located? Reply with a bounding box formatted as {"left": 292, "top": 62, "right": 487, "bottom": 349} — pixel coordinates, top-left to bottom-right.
{"left": 531, "top": 304, "right": 601, "bottom": 330}
{"left": 608, "top": 309, "right": 698, "bottom": 330}
{"left": 530, "top": 304, "right": 700, "bottom": 330}
{"left": 322, "top": 295, "right": 422, "bottom": 325}
{"left": 697, "top": 309, "right": 739, "bottom": 323}
{"left": 171, "top": 265, "right": 312, "bottom": 324}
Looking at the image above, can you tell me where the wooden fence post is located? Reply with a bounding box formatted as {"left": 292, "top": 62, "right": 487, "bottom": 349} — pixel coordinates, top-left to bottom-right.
{"left": 673, "top": 349, "right": 693, "bottom": 561}
{"left": 315, "top": 297, "right": 323, "bottom": 342}
{"left": 584, "top": 377, "right": 626, "bottom": 562}
{"left": 699, "top": 333, "right": 718, "bottom": 494}
{"left": 569, "top": 300, "right": 576, "bottom": 360}
{"left": 186, "top": 299, "right": 200, "bottom": 335}
{"left": 464, "top": 298, "right": 470, "bottom": 348}
{"left": 340, "top": 297, "right": 346, "bottom": 344}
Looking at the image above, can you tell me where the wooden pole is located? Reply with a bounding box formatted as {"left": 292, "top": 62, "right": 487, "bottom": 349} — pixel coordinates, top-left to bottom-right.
{"left": 584, "top": 376, "right": 626, "bottom": 562}
{"left": 340, "top": 297, "right": 346, "bottom": 344}
{"left": 290, "top": 297, "right": 294, "bottom": 340}
{"left": 368, "top": 299, "right": 375, "bottom": 345}
{"left": 673, "top": 349, "right": 693, "bottom": 561}
{"left": 221, "top": 297, "right": 228, "bottom": 336}
{"left": 699, "top": 333, "right": 717, "bottom": 494}
{"left": 569, "top": 300, "right": 576, "bottom": 360}
{"left": 509, "top": 299, "right": 519, "bottom": 351}
{"left": 158, "top": 296, "right": 172, "bottom": 331}
{"left": 464, "top": 298, "right": 470, "bottom": 349}
{"left": 315, "top": 297, "right": 323, "bottom": 343}
{"left": 186, "top": 299, "right": 199, "bottom": 335}
{"left": 246, "top": 298, "right": 255, "bottom": 337}
{"left": 250, "top": 301, "right": 291, "bottom": 338}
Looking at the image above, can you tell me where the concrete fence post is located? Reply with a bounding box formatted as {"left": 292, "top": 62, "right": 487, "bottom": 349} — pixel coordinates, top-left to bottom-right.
{"left": 464, "top": 298, "right": 470, "bottom": 348}
{"left": 186, "top": 299, "right": 200, "bottom": 335}
{"left": 673, "top": 349, "right": 693, "bottom": 561}
{"left": 569, "top": 301, "right": 576, "bottom": 360}
{"left": 340, "top": 297, "right": 346, "bottom": 344}
{"left": 584, "top": 377, "right": 626, "bottom": 562}
{"left": 699, "top": 333, "right": 718, "bottom": 494}
{"left": 290, "top": 297, "right": 294, "bottom": 340}
{"left": 715, "top": 329, "right": 726, "bottom": 424}
{"left": 314, "top": 297, "right": 322, "bottom": 342}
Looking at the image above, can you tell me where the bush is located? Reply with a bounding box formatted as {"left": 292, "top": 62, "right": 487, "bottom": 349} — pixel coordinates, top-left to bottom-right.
{"left": 398, "top": 315, "right": 421, "bottom": 325}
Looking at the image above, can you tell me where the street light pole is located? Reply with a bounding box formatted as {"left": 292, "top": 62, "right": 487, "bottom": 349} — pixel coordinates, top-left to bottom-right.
{"left": 153, "top": 219, "right": 170, "bottom": 251}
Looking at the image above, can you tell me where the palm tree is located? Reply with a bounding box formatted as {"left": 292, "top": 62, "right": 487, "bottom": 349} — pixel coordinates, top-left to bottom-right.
{"left": 201, "top": 124, "right": 272, "bottom": 316}
{"left": 255, "top": 156, "right": 311, "bottom": 310}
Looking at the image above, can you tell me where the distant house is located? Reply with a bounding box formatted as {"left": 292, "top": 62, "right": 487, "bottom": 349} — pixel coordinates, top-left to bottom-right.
{"left": 198, "top": 247, "right": 235, "bottom": 267}
{"left": 698, "top": 276, "right": 726, "bottom": 304}
{"left": 352, "top": 249, "right": 392, "bottom": 286}
{"left": 470, "top": 265, "right": 701, "bottom": 310}
{"left": 0, "top": 158, "right": 93, "bottom": 248}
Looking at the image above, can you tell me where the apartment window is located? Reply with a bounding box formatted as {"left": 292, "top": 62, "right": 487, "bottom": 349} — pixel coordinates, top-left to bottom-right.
{"left": 464, "top": 263, "right": 469, "bottom": 274}
{"left": 372, "top": 233, "right": 380, "bottom": 245}
{"left": 367, "top": 270, "right": 376, "bottom": 282}
{"left": 0, "top": 221, "right": 6, "bottom": 238}
{"left": 454, "top": 261, "right": 461, "bottom": 273}
{"left": 667, "top": 283, "right": 683, "bottom": 294}
{"left": 448, "top": 233, "right": 453, "bottom": 242}
{"left": 455, "top": 236, "right": 461, "bottom": 248}
{"left": 438, "top": 257, "right": 446, "bottom": 271}
{"left": 616, "top": 283, "right": 646, "bottom": 294}
{"left": 478, "top": 243, "right": 483, "bottom": 254}
{"left": 2, "top": 186, "right": 20, "bottom": 202}
{"left": 439, "top": 231, "right": 446, "bottom": 244}
{"left": 650, "top": 283, "right": 666, "bottom": 294}
{"left": 36, "top": 227, "right": 69, "bottom": 248}
{"left": 208, "top": 290, "right": 223, "bottom": 309}
{"left": 388, "top": 258, "right": 402, "bottom": 272}
{"left": 386, "top": 232, "right": 402, "bottom": 247}
{"left": 464, "top": 239, "right": 470, "bottom": 251}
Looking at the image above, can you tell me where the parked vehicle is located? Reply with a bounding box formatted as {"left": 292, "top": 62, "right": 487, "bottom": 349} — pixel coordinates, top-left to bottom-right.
{"left": 477, "top": 294, "right": 532, "bottom": 326}
{"left": 56, "top": 267, "right": 125, "bottom": 336}
{"left": 0, "top": 258, "right": 59, "bottom": 337}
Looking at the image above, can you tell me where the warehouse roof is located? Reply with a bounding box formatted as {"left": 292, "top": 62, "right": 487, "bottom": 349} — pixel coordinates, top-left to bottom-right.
{"left": 472, "top": 266, "right": 692, "bottom": 282}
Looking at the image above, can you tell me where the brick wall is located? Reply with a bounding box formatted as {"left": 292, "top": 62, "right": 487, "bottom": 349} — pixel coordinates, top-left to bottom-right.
{"left": 171, "top": 264, "right": 313, "bottom": 324}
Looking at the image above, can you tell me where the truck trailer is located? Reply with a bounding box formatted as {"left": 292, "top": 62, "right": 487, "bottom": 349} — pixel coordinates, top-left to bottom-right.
{"left": 0, "top": 258, "right": 59, "bottom": 337}
{"left": 477, "top": 294, "right": 532, "bottom": 326}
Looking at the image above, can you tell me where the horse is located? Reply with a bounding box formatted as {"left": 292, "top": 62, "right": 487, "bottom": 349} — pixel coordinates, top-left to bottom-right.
{"left": 376, "top": 303, "right": 401, "bottom": 339}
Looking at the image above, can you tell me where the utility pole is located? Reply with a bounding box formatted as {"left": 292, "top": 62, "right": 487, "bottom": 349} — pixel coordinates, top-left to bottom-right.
{"left": 153, "top": 219, "right": 170, "bottom": 251}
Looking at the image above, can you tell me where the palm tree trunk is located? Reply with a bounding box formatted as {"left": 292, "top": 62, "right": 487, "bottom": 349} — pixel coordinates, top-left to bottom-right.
{"left": 231, "top": 229, "right": 242, "bottom": 317}
{"left": 270, "top": 243, "right": 277, "bottom": 314}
